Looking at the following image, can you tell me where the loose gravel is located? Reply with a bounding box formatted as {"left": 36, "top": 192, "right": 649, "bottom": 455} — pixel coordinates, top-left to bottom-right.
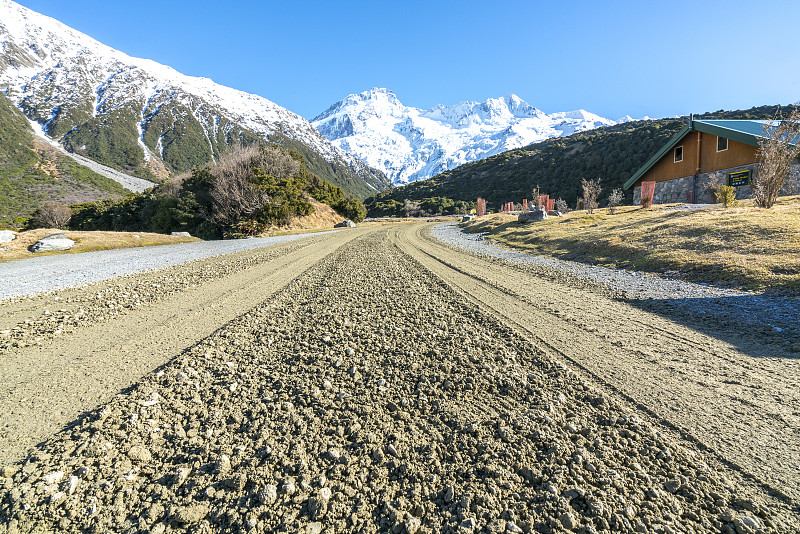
{"left": 431, "top": 223, "right": 800, "bottom": 347}
{"left": 1, "top": 229, "right": 796, "bottom": 533}
{"left": 0, "top": 231, "right": 339, "bottom": 301}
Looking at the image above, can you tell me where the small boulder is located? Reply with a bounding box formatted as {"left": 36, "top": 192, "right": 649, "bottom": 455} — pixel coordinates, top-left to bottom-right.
{"left": 0, "top": 230, "right": 17, "bottom": 244}
{"left": 517, "top": 209, "right": 548, "bottom": 223}
{"left": 30, "top": 233, "right": 74, "bottom": 252}
{"left": 461, "top": 215, "right": 475, "bottom": 222}
{"left": 170, "top": 231, "right": 191, "bottom": 237}
{"left": 334, "top": 219, "right": 356, "bottom": 228}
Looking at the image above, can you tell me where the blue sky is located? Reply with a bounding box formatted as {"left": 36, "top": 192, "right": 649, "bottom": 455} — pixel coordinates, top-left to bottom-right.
{"left": 14, "top": 0, "right": 800, "bottom": 120}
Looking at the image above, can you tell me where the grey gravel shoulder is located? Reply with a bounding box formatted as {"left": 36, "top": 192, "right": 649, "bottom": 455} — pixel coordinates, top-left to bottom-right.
{"left": 431, "top": 222, "right": 800, "bottom": 342}
{"left": 0, "top": 231, "right": 340, "bottom": 301}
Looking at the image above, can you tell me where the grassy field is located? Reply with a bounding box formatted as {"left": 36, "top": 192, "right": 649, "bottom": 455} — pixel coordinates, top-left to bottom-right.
{"left": 0, "top": 229, "right": 199, "bottom": 263}
{"left": 462, "top": 196, "right": 800, "bottom": 293}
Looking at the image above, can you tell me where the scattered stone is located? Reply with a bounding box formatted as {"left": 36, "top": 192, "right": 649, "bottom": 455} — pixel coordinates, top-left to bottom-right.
{"left": 733, "top": 516, "right": 762, "bottom": 534}
{"left": 0, "top": 230, "right": 16, "bottom": 243}
{"left": 559, "top": 512, "right": 578, "bottom": 530}
{"left": 334, "top": 219, "right": 356, "bottom": 228}
{"left": 127, "top": 445, "right": 152, "bottom": 464}
{"left": 64, "top": 475, "right": 79, "bottom": 495}
{"left": 443, "top": 486, "right": 454, "bottom": 503}
{"left": 175, "top": 503, "right": 209, "bottom": 524}
{"left": 42, "top": 470, "right": 64, "bottom": 485}
{"left": 215, "top": 454, "right": 231, "bottom": 474}
{"left": 517, "top": 209, "right": 547, "bottom": 223}
{"left": 258, "top": 484, "right": 278, "bottom": 504}
{"left": 30, "top": 234, "right": 74, "bottom": 252}
{"left": 170, "top": 231, "right": 192, "bottom": 237}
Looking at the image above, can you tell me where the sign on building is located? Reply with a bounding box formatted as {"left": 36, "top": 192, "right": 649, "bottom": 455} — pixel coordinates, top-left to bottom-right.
{"left": 728, "top": 170, "right": 751, "bottom": 187}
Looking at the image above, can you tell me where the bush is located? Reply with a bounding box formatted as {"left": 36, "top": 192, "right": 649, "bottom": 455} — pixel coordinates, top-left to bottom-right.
{"left": 607, "top": 188, "right": 624, "bottom": 214}
{"left": 715, "top": 185, "right": 739, "bottom": 208}
{"left": 581, "top": 178, "right": 602, "bottom": 214}
{"left": 67, "top": 144, "right": 358, "bottom": 237}
{"left": 30, "top": 201, "right": 72, "bottom": 229}
{"left": 640, "top": 195, "right": 653, "bottom": 208}
{"left": 334, "top": 195, "right": 367, "bottom": 223}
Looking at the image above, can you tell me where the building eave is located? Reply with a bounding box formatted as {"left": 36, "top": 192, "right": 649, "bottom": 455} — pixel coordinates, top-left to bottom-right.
{"left": 623, "top": 124, "right": 692, "bottom": 190}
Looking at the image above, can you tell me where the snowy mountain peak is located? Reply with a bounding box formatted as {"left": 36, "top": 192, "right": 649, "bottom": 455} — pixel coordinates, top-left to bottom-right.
{"left": 0, "top": 0, "right": 388, "bottom": 195}
{"left": 313, "top": 89, "right": 624, "bottom": 185}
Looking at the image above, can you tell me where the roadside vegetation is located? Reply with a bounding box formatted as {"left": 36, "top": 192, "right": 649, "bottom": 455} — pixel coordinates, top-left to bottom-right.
{"left": 461, "top": 196, "right": 800, "bottom": 293}
{"left": 61, "top": 145, "right": 365, "bottom": 239}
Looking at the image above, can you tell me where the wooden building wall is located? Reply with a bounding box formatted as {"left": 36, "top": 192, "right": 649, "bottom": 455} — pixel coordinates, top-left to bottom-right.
{"left": 639, "top": 131, "right": 759, "bottom": 184}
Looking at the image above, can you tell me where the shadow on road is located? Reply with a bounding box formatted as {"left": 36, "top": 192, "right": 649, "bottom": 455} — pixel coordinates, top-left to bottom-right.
{"left": 625, "top": 293, "right": 799, "bottom": 359}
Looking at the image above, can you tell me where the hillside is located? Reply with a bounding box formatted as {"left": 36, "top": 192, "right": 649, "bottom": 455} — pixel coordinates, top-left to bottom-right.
{"left": 0, "top": 91, "right": 127, "bottom": 225}
{"left": 0, "top": 0, "right": 389, "bottom": 198}
{"left": 365, "top": 105, "right": 784, "bottom": 216}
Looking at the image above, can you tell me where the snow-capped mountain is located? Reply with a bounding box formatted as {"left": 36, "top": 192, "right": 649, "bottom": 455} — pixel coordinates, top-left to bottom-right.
{"left": 313, "top": 88, "right": 626, "bottom": 185}
{"left": 0, "top": 0, "right": 388, "bottom": 195}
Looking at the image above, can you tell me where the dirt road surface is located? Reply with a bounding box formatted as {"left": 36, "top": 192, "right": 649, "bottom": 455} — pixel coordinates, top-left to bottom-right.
{"left": 0, "top": 224, "right": 797, "bottom": 533}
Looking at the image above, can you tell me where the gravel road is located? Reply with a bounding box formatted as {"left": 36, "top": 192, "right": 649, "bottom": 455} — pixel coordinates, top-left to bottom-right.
{"left": 432, "top": 223, "right": 800, "bottom": 349}
{"left": 0, "top": 224, "right": 797, "bottom": 533}
{"left": 0, "top": 232, "right": 338, "bottom": 301}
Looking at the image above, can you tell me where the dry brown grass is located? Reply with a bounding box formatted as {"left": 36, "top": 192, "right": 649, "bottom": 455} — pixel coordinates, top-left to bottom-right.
{"left": 463, "top": 196, "right": 800, "bottom": 293}
{"left": 0, "top": 229, "right": 199, "bottom": 263}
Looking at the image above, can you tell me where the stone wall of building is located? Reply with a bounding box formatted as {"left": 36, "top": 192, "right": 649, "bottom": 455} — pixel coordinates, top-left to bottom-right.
{"left": 633, "top": 162, "right": 800, "bottom": 205}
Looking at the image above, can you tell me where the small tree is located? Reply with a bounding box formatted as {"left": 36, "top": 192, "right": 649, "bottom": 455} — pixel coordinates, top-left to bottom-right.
{"left": 715, "top": 185, "right": 738, "bottom": 208}
{"left": 36, "top": 201, "right": 72, "bottom": 228}
{"left": 555, "top": 198, "right": 568, "bottom": 213}
{"left": 532, "top": 184, "right": 542, "bottom": 209}
{"left": 754, "top": 105, "right": 800, "bottom": 208}
{"left": 607, "top": 188, "right": 624, "bottom": 214}
{"left": 581, "top": 178, "right": 602, "bottom": 214}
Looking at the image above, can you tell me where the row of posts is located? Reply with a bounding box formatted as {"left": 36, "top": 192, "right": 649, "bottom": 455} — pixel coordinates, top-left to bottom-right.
{"left": 477, "top": 195, "right": 554, "bottom": 215}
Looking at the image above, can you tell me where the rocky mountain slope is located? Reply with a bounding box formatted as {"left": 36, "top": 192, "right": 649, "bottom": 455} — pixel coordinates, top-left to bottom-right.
{"left": 0, "top": 0, "right": 389, "bottom": 198}
{"left": 313, "top": 88, "right": 628, "bottom": 184}
{"left": 0, "top": 90, "right": 128, "bottom": 224}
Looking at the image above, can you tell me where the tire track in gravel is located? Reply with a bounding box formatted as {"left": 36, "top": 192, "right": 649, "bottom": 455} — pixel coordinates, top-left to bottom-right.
{"left": 4, "top": 226, "right": 798, "bottom": 533}
{"left": 394, "top": 223, "right": 800, "bottom": 507}
{"left": 0, "top": 228, "right": 368, "bottom": 465}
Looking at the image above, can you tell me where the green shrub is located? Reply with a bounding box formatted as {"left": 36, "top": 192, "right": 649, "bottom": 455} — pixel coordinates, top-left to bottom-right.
{"left": 715, "top": 185, "right": 739, "bottom": 208}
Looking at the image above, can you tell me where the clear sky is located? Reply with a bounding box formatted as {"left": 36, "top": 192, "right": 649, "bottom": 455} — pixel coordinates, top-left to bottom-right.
{"left": 13, "top": 0, "right": 800, "bottom": 120}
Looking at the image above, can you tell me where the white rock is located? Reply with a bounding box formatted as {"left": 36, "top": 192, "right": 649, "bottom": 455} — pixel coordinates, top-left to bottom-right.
{"left": 0, "top": 230, "right": 16, "bottom": 243}
{"left": 31, "top": 234, "right": 74, "bottom": 252}
{"left": 42, "top": 470, "right": 64, "bottom": 485}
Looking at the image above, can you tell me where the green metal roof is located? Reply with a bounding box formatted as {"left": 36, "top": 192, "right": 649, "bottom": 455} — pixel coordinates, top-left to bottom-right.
{"left": 623, "top": 119, "right": 788, "bottom": 190}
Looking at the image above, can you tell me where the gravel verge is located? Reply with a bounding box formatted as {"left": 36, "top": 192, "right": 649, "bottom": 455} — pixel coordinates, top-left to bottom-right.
{"left": 1, "top": 229, "right": 795, "bottom": 533}
{"left": 0, "top": 231, "right": 339, "bottom": 301}
{"left": 431, "top": 223, "right": 800, "bottom": 349}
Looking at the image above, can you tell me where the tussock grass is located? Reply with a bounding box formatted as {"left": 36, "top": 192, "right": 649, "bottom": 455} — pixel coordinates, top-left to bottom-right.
{"left": 462, "top": 196, "right": 800, "bottom": 293}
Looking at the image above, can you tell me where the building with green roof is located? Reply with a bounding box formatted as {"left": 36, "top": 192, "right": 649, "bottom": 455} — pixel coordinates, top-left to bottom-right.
{"left": 624, "top": 119, "right": 799, "bottom": 204}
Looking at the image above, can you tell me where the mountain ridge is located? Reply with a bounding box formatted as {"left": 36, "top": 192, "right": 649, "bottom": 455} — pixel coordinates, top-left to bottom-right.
{"left": 0, "top": 0, "right": 389, "bottom": 198}
{"left": 312, "top": 87, "right": 630, "bottom": 185}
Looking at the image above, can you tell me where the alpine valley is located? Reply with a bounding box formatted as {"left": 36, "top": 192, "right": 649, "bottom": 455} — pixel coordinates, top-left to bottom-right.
{"left": 313, "top": 87, "right": 638, "bottom": 185}
{"left": 0, "top": 0, "right": 390, "bottom": 198}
